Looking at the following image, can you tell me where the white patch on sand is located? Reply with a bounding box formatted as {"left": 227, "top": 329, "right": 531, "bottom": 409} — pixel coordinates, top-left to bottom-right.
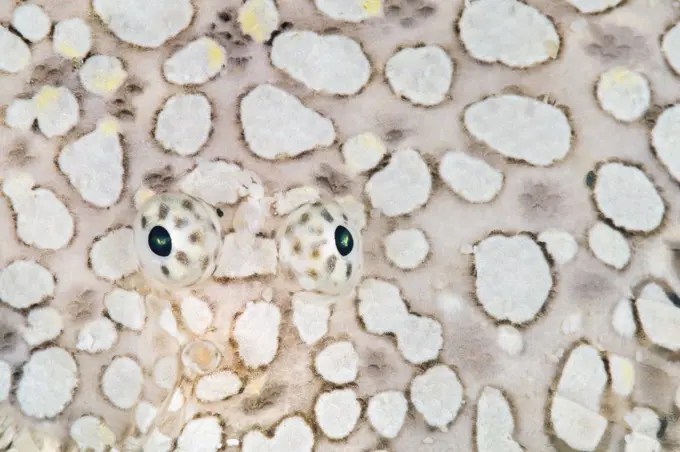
{"left": 233, "top": 301, "right": 281, "bottom": 369}
{"left": 163, "top": 37, "right": 226, "bottom": 85}
{"left": 458, "top": 0, "right": 559, "bottom": 68}
{"left": 365, "top": 148, "right": 431, "bottom": 217}
{"left": 176, "top": 415, "right": 224, "bottom": 452}
{"left": 93, "top": 0, "right": 194, "bottom": 48}
{"left": 135, "top": 401, "right": 157, "bottom": 435}
{"left": 439, "top": 151, "right": 503, "bottom": 203}
{"left": 89, "top": 227, "right": 139, "bottom": 281}
{"left": 588, "top": 222, "right": 630, "bottom": 270}
{"left": 342, "top": 132, "right": 386, "bottom": 176}
{"left": 596, "top": 68, "right": 650, "bottom": 122}
{"left": 464, "top": 94, "right": 571, "bottom": 166}
{"left": 238, "top": 0, "right": 280, "bottom": 43}
{"left": 537, "top": 229, "right": 578, "bottom": 265}
{"left": 0, "top": 26, "right": 31, "bottom": 73}
{"left": 215, "top": 233, "right": 278, "bottom": 278}
{"left": 612, "top": 298, "right": 637, "bottom": 338}
{"left": 34, "top": 85, "right": 79, "bottom": 138}
{"left": 358, "top": 278, "right": 409, "bottom": 335}
{"left": 314, "top": 0, "right": 383, "bottom": 22}
{"left": 410, "top": 365, "right": 464, "bottom": 429}
{"left": 593, "top": 162, "right": 664, "bottom": 233}
{"left": 153, "top": 356, "right": 179, "bottom": 390}
{"left": 155, "top": 94, "right": 212, "bottom": 157}
{"left": 79, "top": 56, "right": 128, "bottom": 98}
{"left": 273, "top": 186, "right": 321, "bottom": 216}
{"left": 476, "top": 387, "right": 524, "bottom": 452}
{"left": 635, "top": 281, "right": 680, "bottom": 351}
{"left": 396, "top": 314, "right": 443, "bottom": 364}
{"left": 180, "top": 296, "right": 213, "bottom": 336}
{"left": 496, "top": 325, "right": 523, "bottom": 356}
{"left": 271, "top": 31, "right": 370, "bottom": 96}
{"left": 315, "top": 389, "right": 361, "bottom": 440}
{"left": 609, "top": 354, "right": 635, "bottom": 397}
{"left": 0, "top": 361, "right": 10, "bottom": 402}
{"left": 16, "top": 347, "right": 78, "bottom": 419}
{"left": 104, "top": 288, "right": 146, "bottom": 331}
{"left": 4, "top": 98, "right": 37, "bottom": 131}
{"left": 625, "top": 407, "right": 661, "bottom": 438}
{"left": 292, "top": 291, "right": 334, "bottom": 345}
{"left": 315, "top": 341, "right": 359, "bottom": 385}
{"left": 385, "top": 45, "right": 453, "bottom": 106}
{"left": 77, "top": 318, "right": 119, "bottom": 354}
{"left": 550, "top": 394, "right": 608, "bottom": 451}
{"left": 240, "top": 84, "right": 335, "bottom": 160}
{"left": 474, "top": 233, "right": 553, "bottom": 324}
{"left": 651, "top": 104, "right": 680, "bottom": 183}
{"left": 179, "top": 160, "right": 261, "bottom": 206}
{"left": 2, "top": 172, "right": 75, "bottom": 250}
{"left": 367, "top": 391, "right": 407, "bottom": 439}
{"left": 195, "top": 371, "right": 243, "bottom": 403}
{"left": 662, "top": 23, "right": 680, "bottom": 76}
{"left": 383, "top": 228, "right": 430, "bottom": 270}
{"left": 566, "top": 0, "right": 623, "bottom": 13}
{"left": 70, "top": 416, "right": 116, "bottom": 452}
{"left": 20, "top": 307, "right": 63, "bottom": 347}
{"left": 242, "top": 416, "right": 314, "bottom": 452}
{"left": 557, "top": 344, "right": 607, "bottom": 412}
{"left": 101, "top": 356, "right": 143, "bottom": 410}
{"left": 0, "top": 260, "right": 54, "bottom": 309}
{"left": 12, "top": 4, "right": 50, "bottom": 43}
{"left": 53, "top": 18, "right": 91, "bottom": 59}
{"left": 58, "top": 117, "right": 124, "bottom": 208}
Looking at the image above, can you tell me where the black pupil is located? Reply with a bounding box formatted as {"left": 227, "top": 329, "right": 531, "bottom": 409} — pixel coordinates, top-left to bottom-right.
{"left": 334, "top": 225, "right": 353, "bottom": 257}
{"left": 148, "top": 226, "right": 172, "bottom": 257}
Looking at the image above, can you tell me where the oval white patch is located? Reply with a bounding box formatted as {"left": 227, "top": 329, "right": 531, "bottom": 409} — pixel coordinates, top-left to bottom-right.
{"left": 53, "top": 18, "right": 91, "bottom": 59}
{"left": 155, "top": 94, "right": 212, "bottom": 156}
{"left": 476, "top": 387, "right": 524, "bottom": 452}
{"left": 77, "top": 318, "right": 119, "bottom": 354}
{"left": 233, "top": 301, "right": 281, "bottom": 368}
{"left": 385, "top": 45, "right": 454, "bottom": 106}
{"left": 101, "top": 356, "right": 143, "bottom": 410}
{"left": 0, "top": 260, "right": 55, "bottom": 309}
{"left": 596, "top": 68, "right": 650, "bottom": 122}
{"left": 104, "top": 288, "right": 146, "bottom": 331}
{"left": 163, "top": 37, "right": 226, "bottom": 86}
{"left": 537, "top": 228, "right": 578, "bottom": 265}
{"left": 176, "top": 415, "right": 224, "bottom": 452}
{"left": 12, "top": 4, "right": 50, "bottom": 43}
{"left": 79, "top": 56, "right": 128, "bottom": 98}
{"left": 651, "top": 104, "right": 680, "bottom": 183}
{"left": 410, "top": 365, "right": 464, "bottom": 428}
{"left": 314, "top": 0, "right": 383, "bottom": 22}
{"left": 89, "top": 227, "right": 139, "bottom": 281}
{"left": 34, "top": 85, "right": 80, "bottom": 138}
{"left": 588, "top": 222, "right": 630, "bottom": 270}
{"left": 314, "top": 341, "right": 359, "bottom": 385}
{"left": 315, "top": 389, "right": 361, "bottom": 440}
{"left": 439, "top": 151, "right": 503, "bottom": 203}
{"left": 0, "top": 26, "right": 31, "bottom": 73}
{"left": 195, "top": 371, "right": 243, "bottom": 403}
{"left": 383, "top": 228, "right": 430, "bottom": 270}
{"left": 367, "top": 391, "right": 408, "bottom": 439}
{"left": 242, "top": 416, "right": 314, "bottom": 452}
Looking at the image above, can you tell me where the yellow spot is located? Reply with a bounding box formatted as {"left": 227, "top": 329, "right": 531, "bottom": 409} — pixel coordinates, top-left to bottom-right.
{"left": 34, "top": 86, "right": 59, "bottom": 112}
{"left": 99, "top": 117, "right": 120, "bottom": 136}
{"left": 362, "top": 0, "right": 382, "bottom": 16}
{"left": 56, "top": 42, "right": 82, "bottom": 59}
{"left": 601, "top": 68, "right": 640, "bottom": 91}
{"left": 98, "top": 424, "right": 115, "bottom": 445}
{"left": 91, "top": 70, "right": 126, "bottom": 94}
{"left": 245, "top": 373, "right": 267, "bottom": 395}
{"left": 134, "top": 187, "right": 157, "bottom": 210}
{"left": 205, "top": 40, "right": 225, "bottom": 72}
{"left": 544, "top": 40, "right": 559, "bottom": 59}
{"left": 238, "top": 0, "right": 277, "bottom": 43}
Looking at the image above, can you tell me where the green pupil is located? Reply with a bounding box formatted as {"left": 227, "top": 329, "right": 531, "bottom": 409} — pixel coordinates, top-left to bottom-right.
{"left": 334, "top": 225, "right": 353, "bottom": 257}
{"left": 149, "top": 226, "right": 172, "bottom": 257}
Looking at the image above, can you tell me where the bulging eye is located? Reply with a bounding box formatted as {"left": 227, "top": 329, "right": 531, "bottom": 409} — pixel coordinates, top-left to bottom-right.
{"left": 334, "top": 225, "right": 353, "bottom": 256}
{"left": 148, "top": 226, "right": 172, "bottom": 257}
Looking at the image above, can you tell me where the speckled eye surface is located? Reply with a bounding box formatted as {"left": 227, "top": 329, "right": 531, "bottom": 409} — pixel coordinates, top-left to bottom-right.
{"left": 278, "top": 201, "right": 363, "bottom": 296}
{"left": 133, "top": 193, "right": 222, "bottom": 289}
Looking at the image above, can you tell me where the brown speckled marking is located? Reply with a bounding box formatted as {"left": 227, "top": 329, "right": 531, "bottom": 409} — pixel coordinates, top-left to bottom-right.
{"left": 293, "top": 240, "right": 302, "bottom": 254}
{"left": 326, "top": 255, "right": 337, "bottom": 273}
{"left": 284, "top": 225, "right": 294, "bottom": 236}
{"left": 141, "top": 216, "right": 147, "bottom": 229}
{"left": 158, "top": 204, "right": 170, "bottom": 220}
{"left": 310, "top": 247, "right": 321, "bottom": 259}
{"left": 346, "top": 262, "right": 352, "bottom": 279}
{"left": 201, "top": 256, "right": 210, "bottom": 271}
{"left": 174, "top": 217, "right": 189, "bottom": 229}
{"left": 320, "top": 208, "right": 334, "bottom": 223}
{"left": 175, "top": 251, "right": 189, "bottom": 266}
{"left": 312, "top": 227, "right": 324, "bottom": 235}
{"left": 182, "top": 199, "right": 194, "bottom": 211}
{"left": 189, "top": 231, "right": 202, "bottom": 244}
{"left": 307, "top": 269, "right": 319, "bottom": 280}
{"left": 161, "top": 265, "right": 170, "bottom": 277}
{"left": 299, "top": 213, "right": 310, "bottom": 224}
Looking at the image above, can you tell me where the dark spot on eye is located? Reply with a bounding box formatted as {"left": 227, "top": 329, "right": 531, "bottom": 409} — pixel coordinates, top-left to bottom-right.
{"left": 299, "top": 213, "right": 310, "bottom": 224}
{"left": 201, "top": 256, "right": 210, "bottom": 271}
{"left": 141, "top": 216, "right": 147, "bottom": 229}
{"left": 174, "top": 217, "right": 189, "bottom": 229}
{"left": 293, "top": 240, "right": 302, "bottom": 255}
{"left": 307, "top": 269, "right": 319, "bottom": 280}
{"left": 182, "top": 200, "right": 194, "bottom": 211}
{"left": 158, "top": 204, "right": 170, "bottom": 220}
{"left": 346, "top": 262, "right": 353, "bottom": 279}
{"left": 586, "top": 171, "right": 596, "bottom": 188}
{"left": 175, "top": 251, "right": 189, "bottom": 266}
{"left": 326, "top": 255, "right": 337, "bottom": 273}
{"left": 161, "top": 265, "right": 170, "bottom": 277}
{"left": 216, "top": 208, "right": 224, "bottom": 218}
{"left": 149, "top": 226, "right": 172, "bottom": 257}
{"left": 189, "top": 231, "right": 202, "bottom": 244}
{"left": 335, "top": 225, "right": 354, "bottom": 257}
{"left": 320, "top": 209, "right": 334, "bottom": 223}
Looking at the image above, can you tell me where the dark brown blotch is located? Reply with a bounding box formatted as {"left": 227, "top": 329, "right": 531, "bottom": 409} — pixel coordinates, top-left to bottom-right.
{"left": 346, "top": 262, "right": 353, "bottom": 279}
{"left": 161, "top": 265, "right": 170, "bottom": 277}
{"left": 182, "top": 199, "right": 194, "bottom": 211}
{"left": 174, "top": 217, "right": 189, "bottom": 229}
{"left": 201, "top": 256, "right": 210, "bottom": 271}
{"left": 320, "top": 208, "right": 334, "bottom": 223}
{"left": 141, "top": 216, "right": 147, "bottom": 229}
{"left": 307, "top": 269, "right": 319, "bottom": 280}
{"left": 310, "top": 247, "right": 321, "bottom": 260}
{"left": 158, "top": 204, "right": 170, "bottom": 220}
{"left": 293, "top": 240, "right": 302, "bottom": 255}
{"left": 189, "top": 231, "right": 202, "bottom": 244}
{"left": 175, "top": 251, "right": 189, "bottom": 266}
{"left": 299, "top": 213, "right": 310, "bottom": 225}
{"left": 326, "top": 255, "right": 337, "bottom": 273}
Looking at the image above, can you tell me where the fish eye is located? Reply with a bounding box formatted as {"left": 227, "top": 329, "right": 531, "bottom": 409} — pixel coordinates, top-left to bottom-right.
{"left": 148, "top": 225, "right": 172, "bottom": 257}
{"left": 334, "top": 225, "right": 354, "bottom": 257}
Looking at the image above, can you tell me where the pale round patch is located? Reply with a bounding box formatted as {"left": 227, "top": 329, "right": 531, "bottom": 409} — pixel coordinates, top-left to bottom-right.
{"left": 238, "top": 0, "right": 280, "bottom": 43}
{"left": 101, "top": 356, "right": 143, "bottom": 410}
{"left": 464, "top": 94, "right": 571, "bottom": 166}
{"left": 273, "top": 186, "right": 321, "bottom": 216}
{"left": 314, "top": 389, "right": 361, "bottom": 440}
{"left": 20, "top": 307, "right": 63, "bottom": 347}
{"left": 365, "top": 148, "right": 431, "bottom": 217}
{"left": 53, "top": 18, "right": 91, "bottom": 59}
{"left": 154, "top": 94, "right": 212, "bottom": 157}
{"left": 566, "top": 0, "right": 623, "bottom": 12}
{"left": 662, "top": 23, "right": 680, "bottom": 76}
{"left": 557, "top": 344, "right": 607, "bottom": 412}
{"left": 476, "top": 387, "right": 523, "bottom": 452}
{"left": 0, "top": 26, "right": 31, "bottom": 73}
{"left": 240, "top": 84, "right": 336, "bottom": 160}
{"left": 609, "top": 354, "right": 635, "bottom": 397}
{"left": 77, "top": 318, "right": 118, "bottom": 354}
{"left": 588, "top": 222, "right": 630, "bottom": 270}
{"left": 104, "top": 288, "right": 146, "bottom": 331}
{"left": 33, "top": 85, "right": 79, "bottom": 138}
{"left": 153, "top": 356, "right": 179, "bottom": 390}
{"left": 341, "top": 132, "right": 386, "bottom": 176}
{"left": 635, "top": 282, "right": 680, "bottom": 352}
{"left": 214, "top": 233, "right": 278, "bottom": 278}
{"left": 612, "top": 299, "right": 637, "bottom": 338}
{"left": 651, "top": 105, "right": 680, "bottom": 183}
{"left": 395, "top": 315, "right": 443, "bottom": 364}
{"left": 537, "top": 229, "right": 578, "bottom": 265}
{"left": 496, "top": 325, "right": 523, "bottom": 356}
{"left": 195, "top": 371, "right": 243, "bottom": 403}
{"left": 58, "top": 117, "right": 124, "bottom": 208}
{"left": 439, "top": 151, "right": 503, "bottom": 203}
{"left": 596, "top": 68, "right": 650, "bottom": 122}
{"left": 0, "top": 260, "right": 54, "bottom": 309}
{"left": 474, "top": 233, "right": 553, "bottom": 324}
{"left": 292, "top": 291, "right": 334, "bottom": 345}
{"left": 135, "top": 401, "right": 157, "bottom": 435}
{"left": 314, "top": 0, "right": 382, "bottom": 22}
{"left": 70, "top": 416, "right": 116, "bottom": 452}
{"left": 385, "top": 45, "right": 453, "bottom": 107}
{"left": 410, "top": 365, "right": 464, "bottom": 429}
{"left": 12, "top": 4, "right": 50, "bottom": 43}
{"left": 163, "top": 37, "right": 226, "bottom": 85}
{"left": 0, "top": 361, "right": 11, "bottom": 402}
{"left": 458, "top": 0, "right": 560, "bottom": 68}
{"left": 550, "top": 394, "right": 608, "bottom": 451}
{"left": 357, "top": 278, "right": 409, "bottom": 335}
{"left": 242, "top": 416, "right": 314, "bottom": 452}
{"left": 592, "top": 162, "right": 664, "bottom": 233}
{"left": 89, "top": 227, "right": 139, "bottom": 281}
{"left": 314, "top": 341, "right": 359, "bottom": 385}
{"left": 180, "top": 296, "right": 213, "bottom": 336}
{"left": 383, "top": 228, "right": 429, "bottom": 270}
{"left": 16, "top": 347, "right": 78, "bottom": 419}
{"left": 176, "top": 415, "right": 224, "bottom": 452}
{"left": 2, "top": 172, "right": 75, "bottom": 250}
{"left": 79, "top": 56, "right": 128, "bottom": 98}
{"left": 271, "top": 31, "right": 370, "bottom": 96}
{"left": 367, "top": 391, "right": 407, "bottom": 439}
{"left": 4, "top": 98, "right": 37, "bottom": 131}
{"left": 93, "top": 0, "right": 194, "bottom": 48}
{"left": 233, "top": 301, "right": 281, "bottom": 369}
{"left": 179, "top": 160, "right": 261, "bottom": 206}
